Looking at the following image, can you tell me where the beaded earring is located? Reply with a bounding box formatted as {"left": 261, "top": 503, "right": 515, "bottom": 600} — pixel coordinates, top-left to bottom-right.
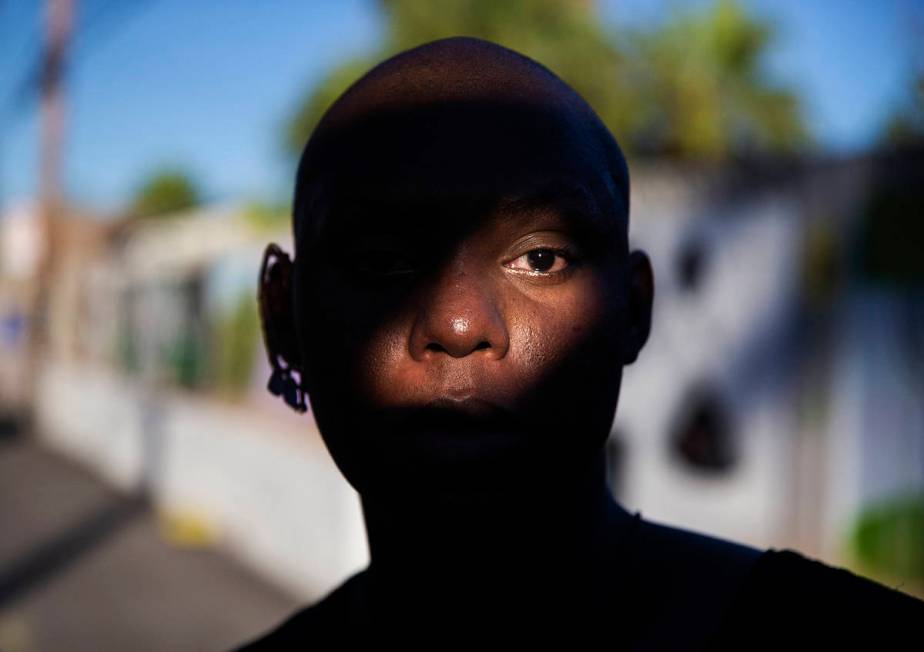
{"left": 267, "top": 364, "right": 307, "bottom": 413}
{"left": 259, "top": 243, "right": 308, "bottom": 414}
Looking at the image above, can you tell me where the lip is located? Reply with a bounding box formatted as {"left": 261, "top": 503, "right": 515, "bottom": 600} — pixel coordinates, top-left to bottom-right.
{"left": 424, "top": 396, "right": 506, "bottom": 419}
{"left": 378, "top": 393, "right": 521, "bottom": 437}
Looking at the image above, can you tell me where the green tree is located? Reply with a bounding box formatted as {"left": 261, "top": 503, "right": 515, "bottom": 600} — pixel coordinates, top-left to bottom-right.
{"left": 849, "top": 492, "right": 924, "bottom": 588}
{"left": 283, "top": 0, "right": 807, "bottom": 161}
{"left": 131, "top": 168, "right": 201, "bottom": 218}
{"left": 242, "top": 199, "right": 291, "bottom": 233}
{"left": 627, "top": 0, "right": 807, "bottom": 158}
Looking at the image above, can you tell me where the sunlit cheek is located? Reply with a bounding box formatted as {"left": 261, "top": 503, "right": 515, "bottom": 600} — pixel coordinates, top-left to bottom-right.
{"left": 509, "top": 314, "right": 551, "bottom": 378}
{"left": 506, "top": 289, "right": 604, "bottom": 392}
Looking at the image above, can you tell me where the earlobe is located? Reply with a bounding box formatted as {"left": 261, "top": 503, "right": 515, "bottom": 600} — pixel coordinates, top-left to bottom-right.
{"left": 622, "top": 250, "right": 654, "bottom": 366}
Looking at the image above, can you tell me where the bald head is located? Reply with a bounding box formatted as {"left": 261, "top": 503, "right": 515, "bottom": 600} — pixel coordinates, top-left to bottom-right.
{"left": 311, "top": 36, "right": 609, "bottom": 135}
{"left": 292, "top": 36, "right": 630, "bottom": 260}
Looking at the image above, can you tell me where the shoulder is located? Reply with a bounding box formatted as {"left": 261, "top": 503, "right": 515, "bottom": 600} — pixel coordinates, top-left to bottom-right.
{"left": 735, "top": 548, "right": 924, "bottom": 614}
{"left": 628, "top": 514, "right": 764, "bottom": 573}
{"left": 708, "top": 548, "right": 924, "bottom": 649}
{"left": 618, "top": 512, "right": 762, "bottom": 650}
{"left": 619, "top": 514, "right": 764, "bottom": 648}
{"left": 625, "top": 514, "right": 765, "bottom": 605}
{"left": 232, "top": 570, "right": 367, "bottom": 651}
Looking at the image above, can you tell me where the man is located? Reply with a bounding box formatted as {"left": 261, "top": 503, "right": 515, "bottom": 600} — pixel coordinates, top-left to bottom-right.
{"left": 241, "top": 36, "right": 923, "bottom": 649}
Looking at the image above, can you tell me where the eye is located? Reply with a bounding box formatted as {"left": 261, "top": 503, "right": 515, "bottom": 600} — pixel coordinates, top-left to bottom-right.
{"left": 353, "top": 250, "right": 417, "bottom": 278}
{"left": 505, "top": 247, "right": 574, "bottom": 275}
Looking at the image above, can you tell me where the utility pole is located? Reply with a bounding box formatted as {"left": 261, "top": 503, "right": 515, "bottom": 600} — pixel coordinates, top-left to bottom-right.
{"left": 39, "top": 0, "right": 72, "bottom": 211}
{"left": 28, "top": 0, "right": 73, "bottom": 426}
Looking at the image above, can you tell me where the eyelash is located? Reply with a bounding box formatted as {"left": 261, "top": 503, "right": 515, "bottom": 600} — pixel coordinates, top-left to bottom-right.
{"left": 504, "top": 246, "right": 578, "bottom": 278}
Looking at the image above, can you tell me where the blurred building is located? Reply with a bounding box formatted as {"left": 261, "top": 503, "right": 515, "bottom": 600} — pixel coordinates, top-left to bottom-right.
{"left": 613, "top": 148, "right": 924, "bottom": 571}
{"left": 0, "top": 200, "right": 112, "bottom": 420}
{"left": 4, "top": 202, "right": 368, "bottom": 600}
{"left": 0, "top": 200, "right": 42, "bottom": 419}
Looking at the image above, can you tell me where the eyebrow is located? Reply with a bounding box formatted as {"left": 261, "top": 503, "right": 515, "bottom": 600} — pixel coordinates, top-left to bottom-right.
{"left": 492, "top": 180, "right": 620, "bottom": 244}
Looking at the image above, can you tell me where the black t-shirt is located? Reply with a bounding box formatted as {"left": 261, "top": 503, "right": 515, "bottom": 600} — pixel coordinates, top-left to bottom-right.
{"left": 235, "top": 513, "right": 924, "bottom": 650}
{"left": 705, "top": 548, "right": 924, "bottom": 650}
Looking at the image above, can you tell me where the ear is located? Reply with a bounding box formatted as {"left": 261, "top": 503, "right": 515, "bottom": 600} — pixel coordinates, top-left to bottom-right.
{"left": 621, "top": 249, "right": 654, "bottom": 365}
{"left": 258, "top": 243, "right": 303, "bottom": 373}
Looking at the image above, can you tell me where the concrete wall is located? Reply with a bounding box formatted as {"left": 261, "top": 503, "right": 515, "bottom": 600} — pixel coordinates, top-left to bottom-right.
{"left": 34, "top": 361, "right": 369, "bottom": 601}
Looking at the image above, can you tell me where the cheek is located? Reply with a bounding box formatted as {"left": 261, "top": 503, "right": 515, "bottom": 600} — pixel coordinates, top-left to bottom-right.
{"left": 304, "top": 268, "right": 412, "bottom": 407}
{"left": 513, "top": 274, "right": 627, "bottom": 437}
{"left": 515, "top": 274, "right": 619, "bottom": 372}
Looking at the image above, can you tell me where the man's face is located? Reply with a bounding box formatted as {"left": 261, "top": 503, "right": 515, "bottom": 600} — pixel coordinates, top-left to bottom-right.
{"left": 286, "top": 102, "right": 651, "bottom": 501}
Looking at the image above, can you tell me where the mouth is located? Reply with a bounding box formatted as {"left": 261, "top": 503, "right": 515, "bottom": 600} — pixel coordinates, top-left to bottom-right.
{"left": 376, "top": 397, "right": 527, "bottom": 456}
{"left": 362, "top": 397, "right": 536, "bottom": 493}
{"left": 423, "top": 396, "right": 508, "bottom": 421}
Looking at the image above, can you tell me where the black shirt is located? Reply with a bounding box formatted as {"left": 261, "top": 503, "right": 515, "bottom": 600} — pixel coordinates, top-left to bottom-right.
{"left": 235, "top": 512, "right": 924, "bottom": 650}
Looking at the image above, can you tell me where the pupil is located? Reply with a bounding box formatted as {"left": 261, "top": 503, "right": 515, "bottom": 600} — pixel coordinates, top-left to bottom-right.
{"left": 527, "top": 249, "right": 556, "bottom": 272}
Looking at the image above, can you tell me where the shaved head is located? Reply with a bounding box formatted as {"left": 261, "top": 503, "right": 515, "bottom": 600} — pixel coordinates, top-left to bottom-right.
{"left": 291, "top": 36, "right": 630, "bottom": 262}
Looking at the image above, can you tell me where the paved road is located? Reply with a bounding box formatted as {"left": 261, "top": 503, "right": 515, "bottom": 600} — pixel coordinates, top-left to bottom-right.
{"left": 0, "top": 433, "right": 300, "bottom": 652}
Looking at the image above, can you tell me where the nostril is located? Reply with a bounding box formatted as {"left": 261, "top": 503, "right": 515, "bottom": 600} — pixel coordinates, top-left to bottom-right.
{"left": 422, "top": 340, "right": 491, "bottom": 357}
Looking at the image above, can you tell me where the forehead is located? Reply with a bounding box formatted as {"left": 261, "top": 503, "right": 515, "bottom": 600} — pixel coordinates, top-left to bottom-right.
{"left": 299, "top": 100, "right": 626, "bottom": 251}
{"left": 319, "top": 98, "right": 609, "bottom": 184}
{"left": 320, "top": 176, "right": 620, "bottom": 250}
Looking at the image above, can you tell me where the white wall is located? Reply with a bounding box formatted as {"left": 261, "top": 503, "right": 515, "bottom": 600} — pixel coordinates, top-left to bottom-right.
{"left": 35, "top": 361, "right": 369, "bottom": 601}
{"left": 615, "top": 191, "right": 803, "bottom": 551}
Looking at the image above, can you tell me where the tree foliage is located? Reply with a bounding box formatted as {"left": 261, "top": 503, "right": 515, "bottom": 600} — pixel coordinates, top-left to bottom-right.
{"left": 283, "top": 0, "right": 808, "bottom": 161}
{"left": 849, "top": 492, "right": 924, "bottom": 585}
{"left": 131, "top": 168, "right": 201, "bottom": 218}
{"left": 627, "top": 0, "right": 807, "bottom": 157}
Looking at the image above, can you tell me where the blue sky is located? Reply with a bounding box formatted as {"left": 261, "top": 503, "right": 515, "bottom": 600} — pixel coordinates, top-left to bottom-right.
{"left": 0, "top": 0, "right": 919, "bottom": 214}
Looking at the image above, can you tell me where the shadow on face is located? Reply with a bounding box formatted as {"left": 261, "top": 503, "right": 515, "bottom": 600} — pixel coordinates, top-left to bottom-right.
{"left": 262, "top": 62, "right": 653, "bottom": 504}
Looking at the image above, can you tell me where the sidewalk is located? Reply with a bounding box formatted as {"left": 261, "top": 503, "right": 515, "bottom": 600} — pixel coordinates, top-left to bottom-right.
{"left": 0, "top": 432, "right": 300, "bottom": 652}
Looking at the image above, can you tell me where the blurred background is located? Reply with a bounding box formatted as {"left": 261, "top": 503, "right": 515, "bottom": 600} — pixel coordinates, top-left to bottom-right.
{"left": 1, "top": 0, "right": 923, "bottom": 649}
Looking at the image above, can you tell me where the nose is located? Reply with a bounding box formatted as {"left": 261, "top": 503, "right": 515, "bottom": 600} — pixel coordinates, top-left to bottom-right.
{"left": 409, "top": 262, "right": 509, "bottom": 361}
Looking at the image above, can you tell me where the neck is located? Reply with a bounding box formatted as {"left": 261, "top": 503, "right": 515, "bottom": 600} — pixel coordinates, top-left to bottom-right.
{"left": 358, "top": 451, "right": 637, "bottom": 628}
